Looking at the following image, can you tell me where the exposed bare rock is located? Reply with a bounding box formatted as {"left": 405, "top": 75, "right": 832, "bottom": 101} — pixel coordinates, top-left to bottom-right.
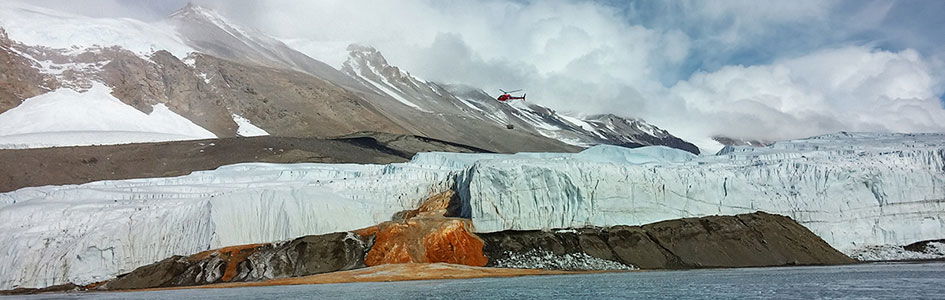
{"left": 0, "top": 29, "right": 59, "bottom": 113}
{"left": 0, "top": 283, "right": 80, "bottom": 296}
{"left": 0, "top": 4, "right": 699, "bottom": 154}
{"left": 3, "top": 208, "right": 857, "bottom": 293}
{"left": 713, "top": 136, "right": 773, "bottom": 148}
{"left": 584, "top": 114, "right": 700, "bottom": 154}
{"left": 2, "top": 34, "right": 408, "bottom": 139}
{"left": 480, "top": 212, "right": 854, "bottom": 270}
{"left": 904, "top": 239, "right": 945, "bottom": 254}
{"left": 340, "top": 45, "right": 695, "bottom": 154}
{"left": 194, "top": 54, "right": 405, "bottom": 137}
{"left": 96, "top": 49, "right": 407, "bottom": 138}
{"left": 168, "top": 3, "right": 365, "bottom": 92}
{"left": 358, "top": 191, "right": 488, "bottom": 267}
{"left": 98, "top": 232, "right": 372, "bottom": 290}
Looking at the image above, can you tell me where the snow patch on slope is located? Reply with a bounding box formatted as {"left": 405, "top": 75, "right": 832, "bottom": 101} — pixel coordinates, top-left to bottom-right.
{"left": 345, "top": 57, "right": 427, "bottom": 111}
{"left": 0, "top": 83, "right": 216, "bottom": 149}
{"left": 0, "top": 1, "right": 193, "bottom": 58}
{"left": 231, "top": 114, "right": 269, "bottom": 137}
{"left": 491, "top": 250, "right": 636, "bottom": 271}
{"left": 850, "top": 243, "right": 945, "bottom": 261}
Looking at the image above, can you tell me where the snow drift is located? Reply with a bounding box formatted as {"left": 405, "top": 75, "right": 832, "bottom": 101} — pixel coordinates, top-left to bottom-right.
{"left": 0, "top": 83, "right": 216, "bottom": 149}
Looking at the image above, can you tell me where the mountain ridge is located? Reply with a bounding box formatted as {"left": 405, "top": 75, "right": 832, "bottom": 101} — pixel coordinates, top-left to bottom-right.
{"left": 0, "top": 3, "right": 698, "bottom": 154}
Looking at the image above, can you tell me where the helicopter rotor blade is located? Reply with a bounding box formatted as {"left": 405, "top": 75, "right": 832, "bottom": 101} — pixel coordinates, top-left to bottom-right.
{"left": 506, "top": 89, "right": 522, "bottom": 94}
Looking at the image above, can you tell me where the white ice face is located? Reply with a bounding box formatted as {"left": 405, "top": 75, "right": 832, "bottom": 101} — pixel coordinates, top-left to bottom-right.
{"left": 0, "top": 161, "right": 458, "bottom": 289}
{"left": 1, "top": 132, "right": 943, "bottom": 289}
{"left": 461, "top": 133, "right": 945, "bottom": 255}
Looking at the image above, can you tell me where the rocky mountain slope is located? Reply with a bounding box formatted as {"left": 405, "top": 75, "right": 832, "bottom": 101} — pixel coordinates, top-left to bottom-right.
{"left": 341, "top": 44, "right": 699, "bottom": 153}
{"left": 0, "top": 3, "right": 696, "bottom": 153}
{"left": 0, "top": 132, "right": 939, "bottom": 289}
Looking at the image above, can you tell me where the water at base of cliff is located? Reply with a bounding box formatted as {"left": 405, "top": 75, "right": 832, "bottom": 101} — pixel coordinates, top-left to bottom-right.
{"left": 18, "top": 261, "right": 945, "bottom": 299}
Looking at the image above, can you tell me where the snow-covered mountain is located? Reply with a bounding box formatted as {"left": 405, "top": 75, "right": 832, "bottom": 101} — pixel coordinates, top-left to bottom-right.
{"left": 167, "top": 3, "right": 362, "bottom": 91}
{"left": 1, "top": 132, "right": 941, "bottom": 289}
{"left": 340, "top": 44, "right": 699, "bottom": 153}
{"left": 0, "top": 2, "right": 697, "bottom": 153}
{"left": 712, "top": 136, "right": 773, "bottom": 148}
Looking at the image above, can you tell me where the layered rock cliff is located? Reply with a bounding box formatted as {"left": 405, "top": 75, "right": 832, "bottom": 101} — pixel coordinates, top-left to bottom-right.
{"left": 481, "top": 212, "right": 854, "bottom": 270}
{"left": 6, "top": 211, "right": 851, "bottom": 292}
{"left": 99, "top": 232, "right": 372, "bottom": 290}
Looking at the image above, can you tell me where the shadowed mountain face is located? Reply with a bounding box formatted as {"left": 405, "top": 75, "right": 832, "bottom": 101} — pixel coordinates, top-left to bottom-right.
{"left": 0, "top": 3, "right": 698, "bottom": 154}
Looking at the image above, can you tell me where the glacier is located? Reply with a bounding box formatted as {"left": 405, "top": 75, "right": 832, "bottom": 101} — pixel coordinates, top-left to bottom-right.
{"left": 0, "top": 132, "right": 943, "bottom": 289}
{"left": 461, "top": 133, "right": 945, "bottom": 253}
{"left": 0, "top": 161, "right": 461, "bottom": 289}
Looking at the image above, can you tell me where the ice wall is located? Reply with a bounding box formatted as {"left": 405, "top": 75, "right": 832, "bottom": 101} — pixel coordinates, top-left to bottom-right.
{"left": 461, "top": 133, "right": 945, "bottom": 254}
{"left": 0, "top": 162, "right": 458, "bottom": 289}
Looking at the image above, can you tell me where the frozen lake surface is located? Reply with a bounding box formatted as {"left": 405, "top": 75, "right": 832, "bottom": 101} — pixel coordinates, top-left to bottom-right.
{"left": 14, "top": 261, "right": 945, "bottom": 299}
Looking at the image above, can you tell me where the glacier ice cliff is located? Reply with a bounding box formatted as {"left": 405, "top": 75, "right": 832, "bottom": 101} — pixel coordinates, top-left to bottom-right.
{"left": 0, "top": 162, "right": 458, "bottom": 289}
{"left": 0, "top": 132, "right": 943, "bottom": 289}
{"left": 461, "top": 133, "right": 945, "bottom": 253}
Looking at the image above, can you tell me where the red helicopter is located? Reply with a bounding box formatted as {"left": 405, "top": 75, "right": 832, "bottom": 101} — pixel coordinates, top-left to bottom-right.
{"left": 496, "top": 89, "right": 526, "bottom": 102}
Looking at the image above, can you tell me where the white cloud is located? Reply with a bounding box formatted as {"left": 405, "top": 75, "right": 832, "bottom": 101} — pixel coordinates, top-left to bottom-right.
{"left": 210, "top": 0, "right": 945, "bottom": 150}
{"left": 663, "top": 46, "right": 945, "bottom": 146}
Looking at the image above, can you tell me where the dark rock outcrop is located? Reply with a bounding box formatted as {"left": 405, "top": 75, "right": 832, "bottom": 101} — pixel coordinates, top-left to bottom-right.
{"left": 0, "top": 283, "right": 80, "bottom": 296}
{"left": 903, "top": 239, "right": 945, "bottom": 256}
{"left": 2, "top": 211, "right": 857, "bottom": 294}
{"left": 480, "top": 212, "right": 854, "bottom": 269}
{"left": 0, "top": 28, "right": 60, "bottom": 114}
{"left": 98, "top": 232, "right": 372, "bottom": 291}
{"left": 713, "top": 136, "right": 773, "bottom": 148}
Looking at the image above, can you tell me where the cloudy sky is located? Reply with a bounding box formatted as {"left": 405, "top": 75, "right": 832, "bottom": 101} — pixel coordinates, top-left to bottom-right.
{"left": 25, "top": 0, "right": 945, "bottom": 147}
